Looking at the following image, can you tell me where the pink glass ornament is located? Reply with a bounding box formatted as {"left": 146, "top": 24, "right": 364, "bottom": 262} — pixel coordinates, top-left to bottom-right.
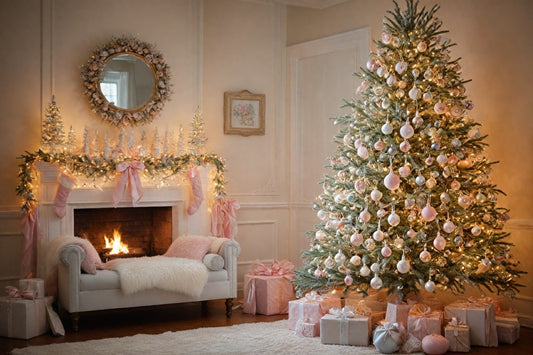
{"left": 354, "top": 138, "right": 363, "bottom": 149}
{"left": 388, "top": 212, "right": 400, "bottom": 226}
{"left": 350, "top": 232, "right": 363, "bottom": 246}
{"left": 417, "top": 41, "right": 427, "bottom": 52}
{"left": 344, "top": 274, "right": 353, "bottom": 286}
{"left": 370, "top": 188, "right": 383, "bottom": 201}
{"left": 434, "top": 102, "right": 447, "bottom": 115}
{"left": 419, "top": 247, "right": 431, "bottom": 263}
{"left": 357, "top": 145, "right": 369, "bottom": 159}
{"left": 399, "top": 140, "right": 411, "bottom": 152}
{"left": 374, "top": 140, "right": 385, "bottom": 151}
{"left": 381, "top": 245, "right": 392, "bottom": 257}
{"left": 433, "top": 233, "right": 446, "bottom": 251}
{"left": 377, "top": 208, "right": 387, "bottom": 218}
{"left": 443, "top": 220, "right": 455, "bottom": 233}
{"left": 359, "top": 209, "right": 371, "bottom": 222}
{"left": 399, "top": 165, "right": 411, "bottom": 177}
{"left": 407, "top": 228, "right": 417, "bottom": 238}
{"left": 458, "top": 195, "right": 472, "bottom": 208}
{"left": 421, "top": 203, "right": 437, "bottom": 222}
{"left": 384, "top": 169, "right": 401, "bottom": 191}
{"left": 355, "top": 179, "right": 366, "bottom": 194}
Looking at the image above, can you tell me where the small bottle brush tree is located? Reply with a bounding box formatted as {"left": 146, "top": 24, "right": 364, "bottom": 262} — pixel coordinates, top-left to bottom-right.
{"left": 294, "top": 0, "right": 524, "bottom": 301}
{"left": 41, "top": 96, "right": 66, "bottom": 152}
{"left": 188, "top": 107, "right": 208, "bottom": 155}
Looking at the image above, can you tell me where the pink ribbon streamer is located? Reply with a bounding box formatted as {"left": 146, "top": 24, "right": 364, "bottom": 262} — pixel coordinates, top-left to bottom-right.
{"left": 251, "top": 260, "right": 295, "bottom": 276}
{"left": 113, "top": 161, "right": 144, "bottom": 206}
{"left": 20, "top": 207, "right": 40, "bottom": 279}
{"left": 5, "top": 286, "right": 35, "bottom": 300}
{"left": 211, "top": 197, "right": 240, "bottom": 239}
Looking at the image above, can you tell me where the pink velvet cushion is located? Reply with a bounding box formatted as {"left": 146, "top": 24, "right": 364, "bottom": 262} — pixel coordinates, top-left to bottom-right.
{"left": 164, "top": 235, "right": 213, "bottom": 260}
{"left": 78, "top": 238, "right": 104, "bottom": 274}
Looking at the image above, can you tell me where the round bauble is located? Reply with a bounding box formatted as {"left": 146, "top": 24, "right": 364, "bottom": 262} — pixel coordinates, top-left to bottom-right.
{"left": 381, "top": 98, "right": 391, "bottom": 109}
{"left": 381, "top": 245, "right": 392, "bottom": 257}
{"left": 398, "top": 80, "right": 407, "bottom": 89}
{"left": 471, "top": 225, "right": 481, "bottom": 236}
{"left": 317, "top": 210, "right": 327, "bottom": 220}
{"left": 324, "top": 255, "right": 335, "bottom": 269}
{"left": 458, "top": 195, "right": 472, "bottom": 208}
{"left": 373, "top": 229, "right": 385, "bottom": 242}
{"left": 415, "top": 175, "right": 426, "bottom": 186}
{"left": 399, "top": 140, "right": 411, "bottom": 152}
{"left": 399, "top": 165, "right": 411, "bottom": 178}
{"left": 374, "top": 139, "right": 385, "bottom": 151}
{"left": 370, "top": 188, "right": 383, "bottom": 201}
{"left": 357, "top": 145, "right": 369, "bottom": 159}
{"left": 386, "top": 75, "right": 397, "bottom": 86}
{"left": 350, "top": 232, "right": 364, "bottom": 246}
{"left": 433, "top": 233, "right": 446, "bottom": 251}
{"left": 395, "top": 61, "right": 408, "bottom": 74}
{"left": 450, "top": 106, "right": 463, "bottom": 117}
{"left": 376, "top": 66, "right": 386, "bottom": 78}
{"left": 397, "top": 256, "right": 411, "bottom": 274}
{"left": 354, "top": 138, "right": 363, "bottom": 149}
{"left": 394, "top": 237, "right": 404, "bottom": 248}
{"left": 359, "top": 209, "right": 371, "bottom": 222}
{"left": 381, "top": 122, "right": 393, "bottom": 135}
{"left": 360, "top": 264, "right": 371, "bottom": 277}
{"left": 344, "top": 274, "right": 353, "bottom": 286}
{"left": 417, "top": 41, "right": 428, "bottom": 52}
{"left": 421, "top": 204, "right": 437, "bottom": 221}
{"left": 423, "top": 91, "right": 433, "bottom": 102}
{"left": 426, "top": 177, "right": 437, "bottom": 189}
{"left": 454, "top": 236, "right": 463, "bottom": 245}
{"left": 350, "top": 255, "right": 362, "bottom": 266}
{"left": 364, "top": 238, "right": 376, "bottom": 251}
{"left": 434, "top": 102, "right": 447, "bottom": 115}
{"left": 382, "top": 32, "right": 392, "bottom": 44}
{"left": 377, "top": 208, "right": 387, "bottom": 218}
{"left": 420, "top": 248, "right": 432, "bottom": 263}
{"left": 355, "top": 179, "right": 367, "bottom": 194}
{"left": 334, "top": 250, "right": 346, "bottom": 264}
{"left": 370, "top": 275, "right": 383, "bottom": 289}
{"left": 443, "top": 220, "right": 455, "bottom": 233}
{"left": 450, "top": 180, "right": 461, "bottom": 190}
{"left": 370, "top": 262, "right": 380, "bottom": 273}
{"left": 366, "top": 58, "right": 378, "bottom": 71}
{"left": 400, "top": 123, "right": 415, "bottom": 139}
{"left": 373, "top": 86, "right": 384, "bottom": 96}
{"left": 395, "top": 89, "right": 405, "bottom": 98}
{"left": 408, "top": 87, "right": 421, "bottom": 101}
{"left": 315, "top": 230, "right": 326, "bottom": 240}
{"left": 424, "top": 280, "right": 436, "bottom": 293}
{"left": 436, "top": 154, "right": 447, "bottom": 165}
{"left": 424, "top": 69, "right": 433, "bottom": 79}
{"left": 392, "top": 37, "right": 400, "bottom": 47}
{"left": 440, "top": 192, "right": 451, "bottom": 204}
{"left": 388, "top": 212, "right": 401, "bottom": 226}
{"left": 412, "top": 114, "right": 424, "bottom": 127}
{"left": 384, "top": 171, "right": 401, "bottom": 191}
{"left": 407, "top": 228, "right": 417, "bottom": 238}
{"left": 421, "top": 334, "right": 449, "bottom": 355}
{"left": 314, "top": 268, "right": 323, "bottom": 277}
{"left": 412, "top": 69, "right": 420, "bottom": 78}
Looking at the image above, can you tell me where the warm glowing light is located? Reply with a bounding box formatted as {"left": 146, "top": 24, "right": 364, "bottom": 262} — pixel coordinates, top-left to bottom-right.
{"left": 104, "top": 229, "right": 129, "bottom": 255}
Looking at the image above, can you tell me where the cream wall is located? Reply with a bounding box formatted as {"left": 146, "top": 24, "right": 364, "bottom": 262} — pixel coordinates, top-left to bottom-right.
{"left": 287, "top": 0, "right": 533, "bottom": 324}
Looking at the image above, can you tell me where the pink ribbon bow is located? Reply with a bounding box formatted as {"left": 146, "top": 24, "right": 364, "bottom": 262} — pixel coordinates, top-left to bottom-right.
{"left": 251, "top": 260, "right": 295, "bottom": 276}
{"left": 5, "top": 286, "right": 35, "bottom": 300}
{"left": 408, "top": 303, "right": 441, "bottom": 318}
{"left": 113, "top": 161, "right": 144, "bottom": 206}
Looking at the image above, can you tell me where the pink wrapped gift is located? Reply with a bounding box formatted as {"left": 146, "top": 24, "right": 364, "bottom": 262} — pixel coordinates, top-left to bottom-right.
{"left": 320, "top": 306, "right": 371, "bottom": 346}
{"left": 288, "top": 292, "right": 342, "bottom": 331}
{"left": 386, "top": 301, "right": 412, "bottom": 327}
{"left": 495, "top": 314, "right": 520, "bottom": 344}
{"left": 407, "top": 304, "right": 443, "bottom": 340}
{"left": 445, "top": 317, "right": 471, "bottom": 352}
{"left": 18, "top": 278, "right": 45, "bottom": 299}
{"left": 242, "top": 260, "right": 295, "bottom": 315}
{"left": 0, "top": 296, "right": 53, "bottom": 339}
{"left": 295, "top": 319, "right": 319, "bottom": 337}
{"left": 444, "top": 297, "right": 498, "bottom": 347}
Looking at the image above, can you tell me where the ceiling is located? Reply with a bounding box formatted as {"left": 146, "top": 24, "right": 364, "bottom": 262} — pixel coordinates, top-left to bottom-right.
{"left": 269, "top": 0, "right": 349, "bottom": 9}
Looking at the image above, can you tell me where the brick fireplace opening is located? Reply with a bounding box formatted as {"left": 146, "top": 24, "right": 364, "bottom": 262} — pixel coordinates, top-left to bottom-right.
{"left": 74, "top": 207, "right": 172, "bottom": 259}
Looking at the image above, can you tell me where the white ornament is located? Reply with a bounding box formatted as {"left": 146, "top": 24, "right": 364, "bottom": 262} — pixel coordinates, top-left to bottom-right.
{"left": 384, "top": 170, "right": 401, "bottom": 191}
{"left": 354, "top": 138, "right": 363, "bottom": 149}
{"left": 370, "top": 188, "right": 383, "bottom": 201}
{"left": 419, "top": 246, "right": 431, "bottom": 263}
{"left": 424, "top": 280, "right": 436, "bottom": 292}
{"left": 415, "top": 175, "right": 426, "bottom": 186}
{"left": 471, "top": 225, "right": 481, "bottom": 236}
{"left": 400, "top": 123, "right": 415, "bottom": 139}
{"left": 382, "top": 32, "right": 392, "bottom": 44}
{"left": 324, "top": 255, "right": 335, "bottom": 269}
{"left": 408, "top": 87, "right": 421, "bottom": 100}
{"left": 370, "top": 263, "right": 380, "bottom": 273}
{"left": 433, "top": 233, "right": 446, "bottom": 251}
{"left": 315, "top": 230, "right": 326, "bottom": 240}
{"left": 443, "top": 220, "right": 455, "bottom": 233}
{"left": 397, "top": 254, "right": 410, "bottom": 274}
{"left": 344, "top": 275, "right": 353, "bottom": 286}
{"left": 423, "top": 91, "right": 433, "bottom": 102}
{"left": 359, "top": 209, "right": 371, "bottom": 223}
{"left": 388, "top": 211, "right": 400, "bottom": 226}
{"left": 395, "top": 61, "right": 408, "bottom": 74}
{"left": 436, "top": 154, "right": 447, "bottom": 165}
{"left": 373, "top": 228, "right": 385, "bottom": 242}
{"left": 381, "top": 121, "right": 393, "bottom": 135}
{"left": 357, "top": 145, "right": 369, "bottom": 159}
{"left": 360, "top": 264, "right": 371, "bottom": 277}
{"left": 350, "top": 255, "right": 362, "bottom": 266}
{"left": 417, "top": 41, "right": 427, "bottom": 52}
{"left": 317, "top": 210, "right": 327, "bottom": 220}
{"left": 370, "top": 275, "right": 383, "bottom": 289}
{"left": 386, "top": 75, "right": 397, "bottom": 86}
{"left": 335, "top": 250, "right": 346, "bottom": 265}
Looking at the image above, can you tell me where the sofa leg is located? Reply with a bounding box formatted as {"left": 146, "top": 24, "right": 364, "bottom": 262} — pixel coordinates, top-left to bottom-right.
{"left": 71, "top": 312, "right": 79, "bottom": 332}
{"left": 225, "top": 298, "right": 233, "bottom": 318}
{"left": 201, "top": 300, "right": 208, "bottom": 315}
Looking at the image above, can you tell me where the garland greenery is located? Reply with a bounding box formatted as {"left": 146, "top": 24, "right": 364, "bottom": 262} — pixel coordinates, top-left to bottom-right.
{"left": 16, "top": 150, "right": 226, "bottom": 214}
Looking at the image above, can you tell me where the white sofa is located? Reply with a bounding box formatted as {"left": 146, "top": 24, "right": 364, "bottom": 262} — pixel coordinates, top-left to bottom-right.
{"left": 57, "top": 241, "right": 240, "bottom": 330}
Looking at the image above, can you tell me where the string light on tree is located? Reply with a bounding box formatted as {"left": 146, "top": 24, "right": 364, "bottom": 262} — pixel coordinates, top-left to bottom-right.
{"left": 294, "top": 0, "right": 524, "bottom": 300}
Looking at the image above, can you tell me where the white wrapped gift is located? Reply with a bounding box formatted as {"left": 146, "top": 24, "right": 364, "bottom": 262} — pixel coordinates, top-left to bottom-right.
{"left": 0, "top": 296, "right": 53, "bottom": 339}
{"left": 445, "top": 317, "right": 471, "bottom": 352}
{"left": 18, "top": 278, "right": 46, "bottom": 298}
{"left": 495, "top": 315, "right": 520, "bottom": 344}
{"left": 320, "top": 306, "right": 371, "bottom": 346}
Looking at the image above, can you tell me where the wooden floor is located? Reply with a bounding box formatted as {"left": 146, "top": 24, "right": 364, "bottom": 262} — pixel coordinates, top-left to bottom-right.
{"left": 1, "top": 299, "right": 531, "bottom": 354}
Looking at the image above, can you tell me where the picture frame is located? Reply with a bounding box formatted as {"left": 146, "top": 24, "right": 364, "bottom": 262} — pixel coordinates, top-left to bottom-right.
{"left": 224, "top": 90, "right": 265, "bottom": 136}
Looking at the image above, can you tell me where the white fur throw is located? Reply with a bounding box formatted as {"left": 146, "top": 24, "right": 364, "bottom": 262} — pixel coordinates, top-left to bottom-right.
{"left": 104, "top": 256, "right": 208, "bottom": 297}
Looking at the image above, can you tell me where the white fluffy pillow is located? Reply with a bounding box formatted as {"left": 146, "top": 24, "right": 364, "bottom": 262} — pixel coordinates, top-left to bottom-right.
{"left": 202, "top": 253, "right": 224, "bottom": 271}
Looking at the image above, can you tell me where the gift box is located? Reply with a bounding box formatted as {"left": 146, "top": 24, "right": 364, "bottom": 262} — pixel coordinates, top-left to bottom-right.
{"left": 495, "top": 315, "right": 520, "bottom": 344}
{"left": 385, "top": 301, "right": 412, "bottom": 327}
{"left": 242, "top": 260, "right": 295, "bottom": 315}
{"left": 0, "top": 296, "right": 53, "bottom": 339}
{"left": 288, "top": 293, "right": 341, "bottom": 331}
{"left": 400, "top": 333, "right": 422, "bottom": 354}
{"left": 445, "top": 318, "right": 471, "bottom": 352}
{"left": 295, "top": 319, "right": 319, "bottom": 337}
{"left": 407, "top": 304, "right": 443, "bottom": 340}
{"left": 18, "top": 278, "right": 45, "bottom": 299}
{"left": 320, "top": 308, "right": 371, "bottom": 346}
{"left": 373, "top": 322, "right": 402, "bottom": 353}
{"left": 444, "top": 297, "right": 498, "bottom": 347}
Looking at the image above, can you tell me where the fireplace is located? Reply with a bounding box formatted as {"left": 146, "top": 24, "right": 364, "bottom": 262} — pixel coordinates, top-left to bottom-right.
{"left": 74, "top": 207, "right": 172, "bottom": 259}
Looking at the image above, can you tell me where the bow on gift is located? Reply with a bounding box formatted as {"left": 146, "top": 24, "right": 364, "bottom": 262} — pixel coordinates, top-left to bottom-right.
{"left": 304, "top": 291, "right": 323, "bottom": 302}
{"left": 251, "top": 260, "right": 295, "bottom": 276}
{"left": 329, "top": 306, "right": 356, "bottom": 319}
{"left": 113, "top": 161, "right": 144, "bottom": 206}
{"left": 408, "top": 303, "right": 441, "bottom": 318}
{"left": 5, "top": 286, "right": 35, "bottom": 300}
{"left": 449, "top": 317, "right": 469, "bottom": 334}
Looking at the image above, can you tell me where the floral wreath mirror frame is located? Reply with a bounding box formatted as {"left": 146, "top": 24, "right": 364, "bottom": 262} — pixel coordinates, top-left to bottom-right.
{"left": 81, "top": 36, "right": 171, "bottom": 126}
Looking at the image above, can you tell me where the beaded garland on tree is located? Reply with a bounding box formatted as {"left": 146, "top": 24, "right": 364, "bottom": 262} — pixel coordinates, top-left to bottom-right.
{"left": 294, "top": 0, "right": 524, "bottom": 300}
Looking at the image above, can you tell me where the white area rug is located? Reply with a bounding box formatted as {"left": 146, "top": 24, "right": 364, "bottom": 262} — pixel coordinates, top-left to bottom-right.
{"left": 12, "top": 320, "right": 386, "bottom": 355}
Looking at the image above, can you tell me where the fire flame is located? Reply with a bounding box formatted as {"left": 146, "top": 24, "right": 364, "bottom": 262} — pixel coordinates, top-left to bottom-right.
{"left": 104, "top": 229, "right": 129, "bottom": 255}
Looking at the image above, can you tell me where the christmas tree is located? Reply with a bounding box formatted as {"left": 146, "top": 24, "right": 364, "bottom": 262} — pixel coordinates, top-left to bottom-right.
{"left": 41, "top": 96, "right": 65, "bottom": 152}
{"left": 188, "top": 107, "right": 208, "bottom": 155}
{"left": 295, "top": 0, "right": 523, "bottom": 301}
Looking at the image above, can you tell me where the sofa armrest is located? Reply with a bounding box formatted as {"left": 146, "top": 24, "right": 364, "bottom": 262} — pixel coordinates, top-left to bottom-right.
{"left": 219, "top": 241, "right": 240, "bottom": 298}
{"left": 58, "top": 244, "right": 85, "bottom": 313}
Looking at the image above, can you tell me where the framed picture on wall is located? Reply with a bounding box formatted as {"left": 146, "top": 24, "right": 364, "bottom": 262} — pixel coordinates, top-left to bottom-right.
{"left": 224, "top": 90, "right": 265, "bottom": 136}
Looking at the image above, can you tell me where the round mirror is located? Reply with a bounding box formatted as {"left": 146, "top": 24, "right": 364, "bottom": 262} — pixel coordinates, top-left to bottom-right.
{"left": 82, "top": 37, "right": 171, "bottom": 126}
{"left": 99, "top": 54, "right": 155, "bottom": 110}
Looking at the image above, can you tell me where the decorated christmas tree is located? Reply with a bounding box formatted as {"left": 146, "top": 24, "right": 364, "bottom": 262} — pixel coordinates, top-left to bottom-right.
{"left": 41, "top": 96, "right": 65, "bottom": 152}
{"left": 295, "top": 0, "right": 523, "bottom": 301}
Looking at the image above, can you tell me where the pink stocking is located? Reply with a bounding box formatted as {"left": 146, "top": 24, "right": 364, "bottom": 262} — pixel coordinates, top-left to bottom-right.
{"left": 187, "top": 167, "right": 204, "bottom": 215}
{"left": 53, "top": 171, "right": 76, "bottom": 218}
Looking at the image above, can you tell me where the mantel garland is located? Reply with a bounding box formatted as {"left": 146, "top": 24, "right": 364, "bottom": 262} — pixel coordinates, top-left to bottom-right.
{"left": 16, "top": 149, "right": 227, "bottom": 214}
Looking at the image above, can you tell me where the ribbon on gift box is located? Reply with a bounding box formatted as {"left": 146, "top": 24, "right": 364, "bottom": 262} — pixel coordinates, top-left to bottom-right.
{"left": 304, "top": 291, "right": 323, "bottom": 302}
{"left": 329, "top": 306, "right": 355, "bottom": 345}
{"left": 447, "top": 317, "right": 470, "bottom": 350}
{"left": 5, "top": 286, "right": 35, "bottom": 300}
{"left": 251, "top": 260, "right": 295, "bottom": 277}
{"left": 113, "top": 161, "right": 144, "bottom": 206}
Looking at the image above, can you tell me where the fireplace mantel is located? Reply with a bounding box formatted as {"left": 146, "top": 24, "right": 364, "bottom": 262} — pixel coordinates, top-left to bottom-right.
{"left": 35, "top": 162, "right": 212, "bottom": 246}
